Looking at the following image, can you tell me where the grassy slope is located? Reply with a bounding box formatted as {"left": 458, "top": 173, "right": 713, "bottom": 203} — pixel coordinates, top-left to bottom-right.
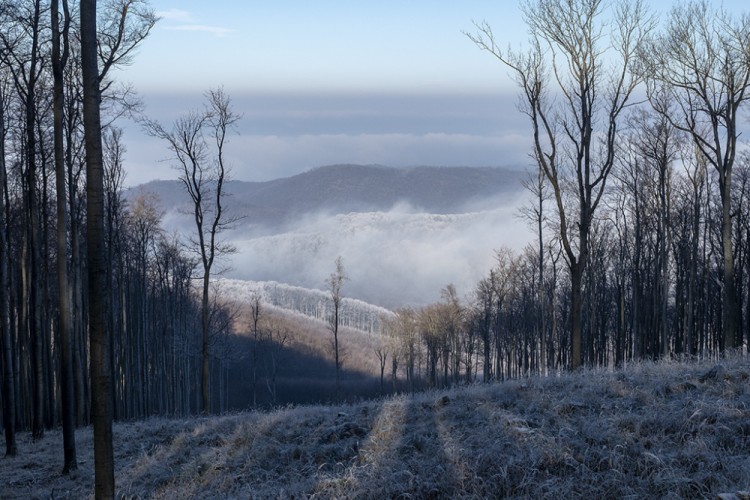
{"left": 3, "top": 355, "right": 749, "bottom": 499}
{"left": 224, "top": 300, "right": 387, "bottom": 409}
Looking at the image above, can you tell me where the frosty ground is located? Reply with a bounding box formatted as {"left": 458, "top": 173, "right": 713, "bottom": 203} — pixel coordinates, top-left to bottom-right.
{"left": 2, "top": 355, "right": 749, "bottom": 499}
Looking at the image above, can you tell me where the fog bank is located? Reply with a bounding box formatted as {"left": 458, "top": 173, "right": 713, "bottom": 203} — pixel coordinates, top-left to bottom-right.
{"left": 226, "top": 194, "right": 532, "bottom": 308}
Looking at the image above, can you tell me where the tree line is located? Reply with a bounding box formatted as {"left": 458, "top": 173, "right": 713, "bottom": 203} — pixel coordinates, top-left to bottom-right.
{"left": 0, "top": 1, "right": 239, "bottom": 488}
{"left": 372, "top": 0, "right": 749, "bottom": 390}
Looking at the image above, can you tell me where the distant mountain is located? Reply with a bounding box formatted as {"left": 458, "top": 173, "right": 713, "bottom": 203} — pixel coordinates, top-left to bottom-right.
{"left": 128, "top": 164, "right": 524, "bottom": 226}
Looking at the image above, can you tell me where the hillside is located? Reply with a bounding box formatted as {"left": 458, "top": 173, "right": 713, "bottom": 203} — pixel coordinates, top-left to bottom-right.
{"left": 130, "top": 164, "right": 524, "bottom": 227}
{"left": 216, "top": 278, "right": 393, "bottom": 334}
{"left": 222, "top": 293, "right": 390, "bottom": 409}
{"left": 4, "top": 356, "right": 749, "bottom": 499}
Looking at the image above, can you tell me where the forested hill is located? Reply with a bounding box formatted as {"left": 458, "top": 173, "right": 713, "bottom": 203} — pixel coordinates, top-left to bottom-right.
{"left": 130, "top": 164, "right": 524, "bottom": 225}
{"left": 216, "top": 278, "right": 393, "bottom": 334}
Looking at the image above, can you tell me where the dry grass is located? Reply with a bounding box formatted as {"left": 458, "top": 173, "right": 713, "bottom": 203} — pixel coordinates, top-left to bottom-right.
{"left": 3, "top": 355, "right": 750, "bottom": 499}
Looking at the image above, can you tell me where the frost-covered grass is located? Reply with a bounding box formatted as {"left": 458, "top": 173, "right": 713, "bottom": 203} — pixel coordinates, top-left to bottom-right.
{"left": 3, "top": 355, "right": 749, "bottom": 499}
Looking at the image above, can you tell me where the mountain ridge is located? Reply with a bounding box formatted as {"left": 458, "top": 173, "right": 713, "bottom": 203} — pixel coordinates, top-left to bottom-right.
{"left": 128, "top": 164, "right": 524, "bottom": 226}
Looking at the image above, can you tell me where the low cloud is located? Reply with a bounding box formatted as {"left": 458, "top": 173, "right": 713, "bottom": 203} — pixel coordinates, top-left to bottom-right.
{"left": 225, "top": 193, "right": 533, "bottom": 308}
{"left": 151, "top": 178, "right": 534, "bottom": 309}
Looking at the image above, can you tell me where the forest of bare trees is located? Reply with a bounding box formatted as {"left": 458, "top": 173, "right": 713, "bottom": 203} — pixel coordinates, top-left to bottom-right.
{"left": 376, "top": 0, "right": 750, "bottom": 388}
{"left": 0, "top": 1, "right": 239, "bottom": 484}
{"left": 0, "top": 0, "right": 749, "bottom": 496}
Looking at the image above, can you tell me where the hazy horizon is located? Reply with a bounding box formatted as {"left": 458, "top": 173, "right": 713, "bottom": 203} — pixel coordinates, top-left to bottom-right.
{"left": 114, "top": 0, "right": 534, "bottom": 186}
{"left": 120, "top": 89, "right": 532, "bottom": 187}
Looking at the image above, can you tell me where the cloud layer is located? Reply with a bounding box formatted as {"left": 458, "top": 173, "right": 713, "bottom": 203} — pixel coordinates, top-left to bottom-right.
{"left": 122, "top": 91, "right": 531, "bottom": 186}
{"left": 225, "top": 195, "right": 532, "bottom": 308}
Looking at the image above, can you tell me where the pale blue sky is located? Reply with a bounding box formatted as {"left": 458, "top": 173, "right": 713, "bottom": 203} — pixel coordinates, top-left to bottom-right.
{"left": 121, "top": 1, "right": 526, "bottom": 94}
{"left": 118, "top": 0, "right": 749, "bottom": 185}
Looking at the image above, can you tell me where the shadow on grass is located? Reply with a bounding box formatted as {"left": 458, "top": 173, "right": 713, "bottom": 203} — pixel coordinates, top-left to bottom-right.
{"left": 225, "top": 332, "right": 384, "bottom": 409}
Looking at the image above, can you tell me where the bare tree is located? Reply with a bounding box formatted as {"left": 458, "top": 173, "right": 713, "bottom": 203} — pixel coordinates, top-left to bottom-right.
{"left": 373, "top": 343, "right": 388, "bottom": 394}
{"left": 249, "top": 293, "right": 261, "bottom": 407}
{"left": 468, "top": 0, "right": 653, "bottom": 368}
{"left": 326, "top": 256, "right": 347, "bottom": 399}
{"left": 491, "top": 248, "right": 519, "bottom": 379}
{"left": 475, "top": 273, "right": 495, "bottom": 382}
{"left": 520, "top": 168, "right": 550, "bottom": 371}
{"left": 97, "top": 0, "right": 157, "bottom": 85}
{"left": 643, "top": 0, "right": 750, "bottom": 351}
{"left": 419, "top": 304, "right": 442, "bottom": 388}
{"left": 383, "top": 316, "right": 401, "bottom": 391}
{"left": 144, "top": 88, "right": 239, "bottom": 413}
{"left": 262, "top": 317, "right": 288, "bottom": 407}
{"left": 440, "top": 284, "right": 463, "bottom": 386}
{"left": 684, "top": 149, "right": 707, "bottom": 355}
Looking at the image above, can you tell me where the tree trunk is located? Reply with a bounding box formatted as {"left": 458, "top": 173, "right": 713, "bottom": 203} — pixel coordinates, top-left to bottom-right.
{"left": 52, "top": 0, "right": 77, "bottom": 473}
{"left": 333, "top": 309, "right": 340, "bottom": 399}
{"left": 81, "top": 0, "right": 115, "bottom": 495}
{"left": 659, "top": 175, "right": 670, "bottom": 359}
{"left": 0, "top": 86, "right": 17, "bottom": 457}
{"left": 483, "top": 322, "right": 490, "bottom": 382}
{"left": 201, "top": 273, "right": 210, "bottom": 414}
{"left": 720, "top": 179, "right": 739, "bottom": 351}
{"left": 570, "top": 260, "right": 583, "bottom": 370}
